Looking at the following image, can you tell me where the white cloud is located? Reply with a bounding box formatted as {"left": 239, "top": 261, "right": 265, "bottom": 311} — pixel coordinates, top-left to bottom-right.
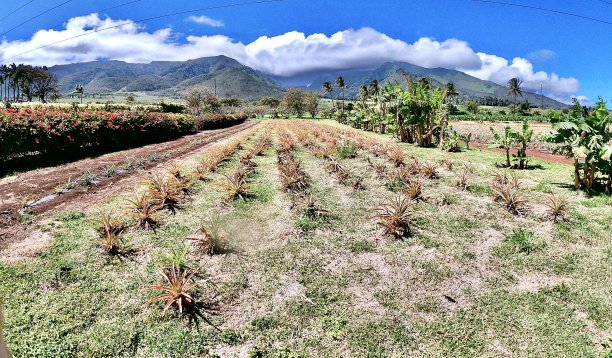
{"left": 0, "top": 13, "right": 584, "bottom": 102}
{"left": 527, "top": 49, "right": 556, "bottom": 62}
{"left": 187, "top": 15, "right": 224, "bottom": 27}
{"left": 463, "top": 54, "right": 580, "bottom": 101}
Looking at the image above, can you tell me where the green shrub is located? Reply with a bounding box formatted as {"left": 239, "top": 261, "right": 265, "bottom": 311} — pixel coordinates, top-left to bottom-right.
{"left": 158, "top": 102, "right": 186, "bottom": 113}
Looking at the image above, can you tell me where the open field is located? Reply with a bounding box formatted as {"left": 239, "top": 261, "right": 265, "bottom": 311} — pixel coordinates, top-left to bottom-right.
{"left": 0, "top": 118, "right": 610, "bottom": 357}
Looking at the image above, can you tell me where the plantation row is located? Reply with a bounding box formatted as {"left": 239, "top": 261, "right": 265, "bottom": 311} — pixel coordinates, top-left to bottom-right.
{"left": 278, "top": 120, "right": 571, "bottom": 237}
{"left": 3, "top": 119, "right": 607, "bottom": 356}
{"left": 0, "top": 108, "right": 249, "bottom": 160}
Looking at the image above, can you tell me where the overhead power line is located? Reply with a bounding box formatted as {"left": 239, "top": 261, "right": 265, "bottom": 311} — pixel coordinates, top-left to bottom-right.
{"left": 0, "top": 0, "right": 36, "bottom": 23}
{"left": 2, "top": 0, "right": 284, "bottom": 62}
{"left": 0, "top": 0, "right": 74, "bottom": 37}
{"left": 472, "top": 0, "right": 612, "bottom": 26}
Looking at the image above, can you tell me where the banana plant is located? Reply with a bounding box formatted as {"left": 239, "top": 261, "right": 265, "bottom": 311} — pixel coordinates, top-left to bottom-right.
{"left": 545, "top": 98, "right": 611, "bottom": 190}
{"left": 488, "top": 126, "right": 516, "bottom": 167}
{"left": 513, "top": 119, "right": 533, "bottom": 169}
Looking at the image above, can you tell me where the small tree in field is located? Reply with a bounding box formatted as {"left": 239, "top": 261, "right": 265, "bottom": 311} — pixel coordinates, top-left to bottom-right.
{"left": 466, "top": 100, "right": 479, "bottom": 114}
{"left": 257, "top": 96, "right": 281, "bottom": 118}
{"left": 281, "top": 88, "right": 306, "bottom": 118}
{"left": 184, "top": 87, "right": 219, "bottom": 115}
{"left": 305, "top": 92, "right": 320, "bottom": 118}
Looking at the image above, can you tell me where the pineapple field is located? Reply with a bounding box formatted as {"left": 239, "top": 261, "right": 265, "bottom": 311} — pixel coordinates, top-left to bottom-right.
{"left": 0, "top": 118, "right": 609, "bottom": 357}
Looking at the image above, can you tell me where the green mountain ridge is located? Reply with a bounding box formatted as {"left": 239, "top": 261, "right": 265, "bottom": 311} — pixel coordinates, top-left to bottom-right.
{"left": 49, "top": 56, "right": 283, "bottom": 101}
{"left": 306, "top": 62, "right": 567, "bottom": 108}
{"left": 50, "top": 57, "right": 567, "bottom": 107}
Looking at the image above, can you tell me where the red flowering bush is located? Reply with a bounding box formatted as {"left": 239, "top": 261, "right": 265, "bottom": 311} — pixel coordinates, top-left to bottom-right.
{"left": 0, "top": 109, "right": 195, "bottom": 160}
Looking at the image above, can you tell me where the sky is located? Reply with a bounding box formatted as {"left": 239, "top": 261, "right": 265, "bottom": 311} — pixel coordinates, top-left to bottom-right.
{"left": 0, "top": 0, "right": 610, "bottom": 104}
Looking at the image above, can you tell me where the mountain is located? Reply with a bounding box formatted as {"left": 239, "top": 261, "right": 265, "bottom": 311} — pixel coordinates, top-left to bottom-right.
{"left": 49, "top": 56, "right": 283, "bottom": 101}
{"left": 49, "top": 56, "right": 567, "bottom": 107}
{"left": 304, "top": 62, "right": 567, "bottom": 108}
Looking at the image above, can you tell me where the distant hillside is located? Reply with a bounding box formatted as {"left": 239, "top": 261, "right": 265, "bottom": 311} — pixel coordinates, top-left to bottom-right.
{"left": 49, "top": 56, "right": 283, "bottom": 101}
{"left": 306, "top": 62, "right": 567, "bottom": 108}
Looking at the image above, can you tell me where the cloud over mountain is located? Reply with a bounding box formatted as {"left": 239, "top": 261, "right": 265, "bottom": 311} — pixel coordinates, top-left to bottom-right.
{"left": 0, "top": 13, "right": 582, "bottom": 102}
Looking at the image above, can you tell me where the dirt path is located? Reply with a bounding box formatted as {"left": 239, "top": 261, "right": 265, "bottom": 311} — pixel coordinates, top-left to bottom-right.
{"left": 470, "top": 141, "right": 574, "bottom": 165}
{"left": 0, "top": 121, "right": 259, "bottom": 250}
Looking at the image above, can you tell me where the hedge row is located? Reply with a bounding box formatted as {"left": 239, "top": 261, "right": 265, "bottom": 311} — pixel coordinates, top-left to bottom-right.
{"left": 194, "top": 112, "right": 249, "bottom": 130}
{"left": 0, "top": 109, "right": 197, "bottom": 160}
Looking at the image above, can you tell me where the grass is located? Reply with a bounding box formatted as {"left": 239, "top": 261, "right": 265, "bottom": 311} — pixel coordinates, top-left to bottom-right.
{"left": 0, "top": 119, "right": 610, "bottom": 357}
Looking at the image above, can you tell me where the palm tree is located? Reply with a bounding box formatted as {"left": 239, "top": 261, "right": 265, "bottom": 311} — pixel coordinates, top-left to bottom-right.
{"left": 445, "top": 82, "right": 458, "bottom": 103}
{"left": 322, "top": 81, "right": 333, "bottom": 108}
{"left": 507, "top": 77, "right": 523, "bottom": 104}
{"left": 335, "top": 76, "right": 345, "bottom": 112}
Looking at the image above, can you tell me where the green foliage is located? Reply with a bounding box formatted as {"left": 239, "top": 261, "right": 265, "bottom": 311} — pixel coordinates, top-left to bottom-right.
{"left": 349, "top": 239, "right": 375, "bottom": 253}
{"left": 249, "top": 316, "right": 278, "bottom": 331}
{"left": 466, "top": 100, "right": 479, "bottom": 114}
{"left": 193, "top": 112, "right": 248, "bottom": 130}
{"left": 337, "top": 145, "right": 358, "bottom": 159}
{"left": 488, "top": 126, "right": 515, "bottom": 167}
{"left": 158, "top": 101, "right": 186, "bottom": 113}
{"left": 512, "top": 119, "right": 533, "bottom": 169}
{"left": 281, "top": 88, "right": 308, "bottom": 117}
{"left": 381, "top": 76, "right": 448, "bottom": 146}
{"left": 502, "top": 229, "right": 545, "bottom": 254}
{"left": 441, "top": 128, "right": 461, "bottom": 152}
{"left": 184, "top": 86, "right": 220, "bottom": 114}
{"left": 544, "top": 98, "right": 612, "bottom": 191}
{"left": 446, "top": 103, "right": 460, "bottom": 115}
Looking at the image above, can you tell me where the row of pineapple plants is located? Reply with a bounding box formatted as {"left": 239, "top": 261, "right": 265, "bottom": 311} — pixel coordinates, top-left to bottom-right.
{"left": 88, "top": 124, "right": 272, "bottom": 316}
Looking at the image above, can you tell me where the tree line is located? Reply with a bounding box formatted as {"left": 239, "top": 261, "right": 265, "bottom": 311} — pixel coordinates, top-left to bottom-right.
{"left": 0, "top": 63, "right": 59, "bottom": 103}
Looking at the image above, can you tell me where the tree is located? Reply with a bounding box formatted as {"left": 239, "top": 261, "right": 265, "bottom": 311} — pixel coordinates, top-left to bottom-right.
{"left": 368, "top": 79, "right": 380, "bottom": 97}
{"left": 357, "top": 85, "right": 369, "bottom": 103}
{"left": 257, "top": 96, "right": 280, "bottom": 118}
{"left": 335, "top": 76, "right": 345, "bottom": 112}
{"left": 322, "top": 81, "right": 333, "bottom": 108}
{"left": 31, "top": 67, "right": 59, "bottom": 103}
{"left": 281, "top": 88, "right": 307, "bottom": 117}
{"left": 220, "top": 98, "right": 242, "bottom": 107}
{"left": 305, "top": 91, "right": 320, "bottom": 119}
{"left": 257, "top": 97, "right": 280, "bottom": 107}
{"left": 466, "top": 100, "right": 479, "bottom": 114}
{"left": 183, "top": 87, "right": 219, "bottom": 114}
{"left": 507, "top": 77, "right": 523, "bottom": 104}
{"left": 74, "top": 84, "right": 84, "bottom": 104}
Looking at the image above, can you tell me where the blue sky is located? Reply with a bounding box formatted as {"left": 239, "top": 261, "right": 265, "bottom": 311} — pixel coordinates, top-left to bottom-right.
{"left": 0, "top": 0, "right": 610, "bottom": 103}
